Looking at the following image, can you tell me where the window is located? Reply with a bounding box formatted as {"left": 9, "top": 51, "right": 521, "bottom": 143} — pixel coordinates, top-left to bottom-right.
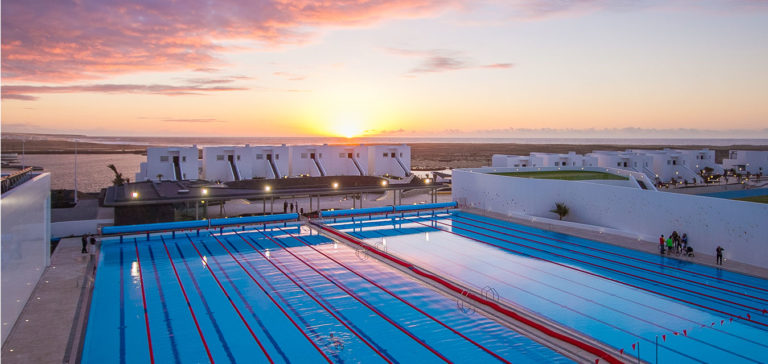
{"left": 182, "top": 156, "right": 186, "bottom": 162}
{"left": 301, "top": 153, "right": 307, "bottom": 159}
{"left": 617, "top": 162, "right": 622, "bottom": 167}
{"left": 256, "top": 154, "right": 263, "bottom": 160}
{"left": 667, "top": 160, "right": 671, "bottom": 165}
{"left": 339, "top": 153, "right": 346, "bottom": 158}
{"left": 390, "top": 152, "right": 395, "bottom": 158}
{"left": 554, "top": 162, "right": 559, "bottom": 166}
{"left": 383, "top": 153, "right": 388, "bottom": 158}
{"left": 217, "top": 155, "right": 224, "bottom": 161}
{"left": 237, "top": 155, "right": 240, "bottom": 161}
{"left": 347, "top": 153, "right": 353, "bottom": 159}
{"left": 319, "top": 153, "right": 322, "bottom": 158}
{"left": 160, "top": 156, "right": 169, "bottom": 162}
{"left": 356, "top": 153, "right": 360, "bottom": 158}
{"left": 275, "top": 154, "right": 279, "bottom": 160}
{"left": 400, "top": 152, "right": 403, "bottom": 157}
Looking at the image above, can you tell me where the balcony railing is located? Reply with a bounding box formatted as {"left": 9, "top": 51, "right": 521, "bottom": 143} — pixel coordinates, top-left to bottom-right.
{"left": 1, "top": 167, "right": 35, "bottom": 194}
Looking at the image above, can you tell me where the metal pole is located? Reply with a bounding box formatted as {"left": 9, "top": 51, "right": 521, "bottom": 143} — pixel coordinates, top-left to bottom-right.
{"left": 74, "top": 139, "right": 79, "bottom": 204}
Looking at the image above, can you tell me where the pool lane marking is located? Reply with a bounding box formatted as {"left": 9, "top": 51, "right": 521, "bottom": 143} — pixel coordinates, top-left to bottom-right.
{"left": 245, "top": 231, "right": 452, "bottom": 363}
{"left": 182, "top": 236, "right": 275, "bottom": 364}
{"left": 220, "top": 237, "right": 342, "bottom": 363}
{"left": 119, "top": 245, "right": 126, "bottom": 364}
{"left": 453, "top": 213, "right": 768, "bottom": 294}
{"left": 171, "top": 240, "right": 237, "bottom": 363}
{"left": 145, "top": 245, "right": 182, "bottom": 364}
{"left": 159, "top": 238, "right": 215, "bottom": 363}
{"left": 241, "top": 235, "right": 393, "bottom": 364}
{"left": 313, "top": 223, "right": 624, "bottom": 364}
{"left": 425, "top": 217, "right": 768, "bottom": 315}
{"left": 405, "top": 219, "right": 768, "bottom": 328}
{"left": 277, "top": 227, "right": 513, "bottom": 364}
{"left": 231, "top": 232, "right": 396, "bottom": 364}
{"left": 195, "top": 237, "right": 293, "bottom": 363}
{"left": 133, "top": 239, "right": 156, "bottom": 364}
{"left": 365, "top": 229, "right": 758, "bottom": 362}
{"left": 451, "top": 214, "right": 768, "bottom": 304}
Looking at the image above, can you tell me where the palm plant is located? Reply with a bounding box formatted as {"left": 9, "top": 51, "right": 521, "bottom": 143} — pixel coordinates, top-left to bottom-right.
{"left": 550, "top": 202, "right": 569, "bottom": 221}
{"left": 107, "top": 164, "right": 126, "bottom": 186}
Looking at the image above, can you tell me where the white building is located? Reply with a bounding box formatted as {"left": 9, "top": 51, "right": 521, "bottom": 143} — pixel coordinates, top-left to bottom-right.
{"left": 289, "top": 145, "right": 329, "bottom": 177}
{"left": 202, "top": 146, "right": 251, "bottom": 182}
{"left": 1, "top": 171, "right": 51, "bottom": 343}
{"left": 722, "top": 150, "right": 768, "bottom": 175}
{"left": 249, "top": 145, "right": 290, "bottom": 179}
{"left": 368, "top": 145, "right": 411, "bottom": 177}
{"left": 491, "top": 152, "right": 596, "bottom": 168}
{"left": 324, "top": 145, "right": 368, "bottom": 176}
{"left": 135, "top": 146, "right": 199, "bottom": 181}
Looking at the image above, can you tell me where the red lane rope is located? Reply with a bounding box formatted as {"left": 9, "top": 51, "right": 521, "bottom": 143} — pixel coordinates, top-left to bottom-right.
{"left": 230, "top": 232, "right": 395, "bottom": 364}
{"left": 207, "top": 234, "right": 332, "bottom": 363}
{"left": 406, "top": 219, "right": 768, "bottom": 328}
{"left": 244, "top": 230, "right": 453, "bottom": 363}
{"left": 183, "top": 236, "right": 275, "bottom": 363}
{"left": 276, "top": 227, "right": 513, "bottom": 364}
{"left": 160, "top": 239, "right": 215, "bottom": 363}
{"left": 313, "top": 224, "right": 623, "bottom": 364}
{"left": 446, "top": 216, "right": 768, "bottom": 305}
{"left": 133, "top": 239, "right": 156, "bottom": 364}
{"left": 455, "top": 213, "right": 768, "bottom": 294}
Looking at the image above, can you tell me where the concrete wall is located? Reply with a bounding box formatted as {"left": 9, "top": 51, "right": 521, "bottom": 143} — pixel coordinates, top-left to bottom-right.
{"left": 452, "top": 168, "right": 768, "bottom": 269}
{"left": 202, "top": 146, "right": 252, "bottom": 182}
{"left": 289, "top": 145, "right": 326, "bottom": 177}
{"left": 1, "top": 173, "right": 51, "bottom": 343}
{"left": 325, "top": 145, "right": 368, "bottom": 176}
{"left": 51, "top": 219, "right": 113, "bottom": 237}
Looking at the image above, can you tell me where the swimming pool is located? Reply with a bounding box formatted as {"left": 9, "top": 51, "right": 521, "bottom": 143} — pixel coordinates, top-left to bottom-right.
{"left": 324, "top": 210, "right": 768, "bottom": 363}
{"left": 82, "top": 223, "right": 571, "bottom": 363}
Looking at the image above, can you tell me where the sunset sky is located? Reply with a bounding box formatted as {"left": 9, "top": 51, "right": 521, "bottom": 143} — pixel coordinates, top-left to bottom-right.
{"left": 2, "top": 0, "right": 768, "bottom": 138}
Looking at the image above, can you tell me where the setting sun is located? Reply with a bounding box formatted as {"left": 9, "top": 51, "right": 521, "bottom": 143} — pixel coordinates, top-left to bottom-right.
{"left": 330, "top": 113, "right": 366, "bottom": 138}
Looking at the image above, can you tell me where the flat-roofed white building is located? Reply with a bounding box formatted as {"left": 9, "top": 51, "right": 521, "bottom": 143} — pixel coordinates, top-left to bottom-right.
{"left": 492, "top": 152, "right": 596, "bottom": 168}
{"left": 325, "top": 145, "right": 368, "bottom": 176}
{"left": 672, "top": 149, "right": 722, "bottom": 174}
{"left": 723, "top": 150, "right": 768, "bottom": 175}
{"left": 289, "top": 145, "right": 329, "bottom": 177}
{"left": 202, "top": 146, "right": 252, "bottom": 182}
{"left": 249, "top": 145, "right": 290, "bottom": 179}
{"left": 628, "top": 149, "right": 703, "bottom": 183}
{"left": 368, "top": 144, "right": 411, "bottom": 177}
{"left": 135, "top": 146, "right": 199, "bottom": 181}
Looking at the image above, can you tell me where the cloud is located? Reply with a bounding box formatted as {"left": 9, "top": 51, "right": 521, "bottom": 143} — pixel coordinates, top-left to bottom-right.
{"left": 2, "top": 83, "right": 247, "bottom": 101}
{"left": 273, "top": 72, "right": 307, "bottom": 81}
{"left": 386, "top": 48, "right": 513, "bottom": 76}
{"left": 1, "top": 0, "right": 454, "bottom": 82}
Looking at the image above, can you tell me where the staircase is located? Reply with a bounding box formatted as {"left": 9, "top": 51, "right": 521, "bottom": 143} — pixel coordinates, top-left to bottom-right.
{"left": 267, "top": 156, "right": 281, "bottom": 179}
{"left": 313, "top": 156, "right": 326, "bottom": 176}
{"left": 228, "top": 156, "right": 241, "bottom": 181}
{"left": 351, "top": 156, "right": 364, "bottom": 176}
{"left": 394, "top": 155, "right": 410, "bottom": 176}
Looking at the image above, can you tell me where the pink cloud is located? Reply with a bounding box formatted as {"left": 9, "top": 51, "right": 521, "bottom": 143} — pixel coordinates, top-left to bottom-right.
{"left": 2, "top": 83, "right": 247, "bottom": 101}
{"left": 1, "top": 0, "right": 454, "bottom": 82}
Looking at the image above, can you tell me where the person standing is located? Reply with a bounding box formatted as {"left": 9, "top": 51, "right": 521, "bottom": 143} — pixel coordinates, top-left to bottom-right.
{"left": 283, "top": 201, "right": 288, "bottom": 213}
{"left": 290, "top": 203, "right": 294, "bottom": 213}
{"left": 81, "top": 235, "right": 88, "bottom": 254}
{"left": 659, "top": 235, "right": 665, "bottom": 254}
{"left": 716, "top": 246, "right": 724, "bottom": 265}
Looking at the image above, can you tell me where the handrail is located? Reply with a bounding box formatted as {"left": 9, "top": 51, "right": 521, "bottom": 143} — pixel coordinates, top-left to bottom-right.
{"left": 1, "top": 167, "right": 35, "bottom": 194}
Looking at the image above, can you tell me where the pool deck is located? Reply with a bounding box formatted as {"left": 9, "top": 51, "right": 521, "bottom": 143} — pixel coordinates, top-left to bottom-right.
{"left": 462, "top": 207, "right": 768, "bottom": 280}
{"left": 1, "top": 237, "right": 98, "bottom": 364}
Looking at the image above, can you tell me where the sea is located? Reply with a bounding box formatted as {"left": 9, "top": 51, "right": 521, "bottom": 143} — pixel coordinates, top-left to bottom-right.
{"left": 3, "top": 134, "right": 767, "bottom": 192}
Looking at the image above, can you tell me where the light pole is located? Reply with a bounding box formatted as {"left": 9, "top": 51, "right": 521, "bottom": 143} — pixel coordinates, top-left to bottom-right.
{"left": 74, "top": 139, "right": 79, "bottom": 204}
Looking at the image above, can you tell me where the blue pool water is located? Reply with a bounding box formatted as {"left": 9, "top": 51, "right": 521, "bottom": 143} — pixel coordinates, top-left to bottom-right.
{"left": 326, "top": 211, "right": 768, "bottom": 363}
{"left": 82, "top": 223, "right": 571, "bottom": 363}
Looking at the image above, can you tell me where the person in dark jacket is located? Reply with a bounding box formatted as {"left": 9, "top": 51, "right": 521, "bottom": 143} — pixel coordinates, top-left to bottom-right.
{"left": 81, "top": 235, "right": 88, "bottom": 253}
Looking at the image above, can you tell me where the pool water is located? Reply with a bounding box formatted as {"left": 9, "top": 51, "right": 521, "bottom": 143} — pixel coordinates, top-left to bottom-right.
{"left": 326, "top": 211, "right": 768, "bottom": 363}
{"left": 82, "top": 223, "right": 571, "bottom": 363}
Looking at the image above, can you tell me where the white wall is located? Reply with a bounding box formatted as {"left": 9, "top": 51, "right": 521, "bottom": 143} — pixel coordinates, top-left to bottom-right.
{"left": 325, "top": 145, "right": 368, "bottom": 176}
{"left": 249, "top": 146, "right": 290, "bottom": 178}
{"left": 136, "top": 147, "right": 199, "bottom": 181}
{"left": 1, "top": 173, "right": 51, "bottom": 343}
{"left": 289, "top": 145, "right": 326, "bottom": 177}
{"left": 368, "top": 145, "right": 411, "bottom": 177}
{"left": 453, "top": 168, "right": 768, "bottom": 268}
{"left": 723, "top": 150, "right": 768, "bottom": 174}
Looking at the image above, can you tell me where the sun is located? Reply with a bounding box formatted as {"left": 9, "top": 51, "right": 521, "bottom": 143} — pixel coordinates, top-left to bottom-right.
{"left": 331, "top": 113, "right": 366, "bottom": 138}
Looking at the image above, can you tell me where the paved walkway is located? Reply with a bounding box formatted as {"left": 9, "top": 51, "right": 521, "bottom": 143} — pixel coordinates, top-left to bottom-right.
{"left": 1, "top": 237, "right": 98, "bottom": 364}
{"left": 461, "top": 207, "right": 768, "bottom": 280}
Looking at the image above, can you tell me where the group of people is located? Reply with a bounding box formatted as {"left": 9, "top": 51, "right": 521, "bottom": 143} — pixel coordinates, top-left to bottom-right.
{"left": 659, "top": 231, "right": 692, "bottom": 257}
{"left": 81, "top": 234, "right": 96, "bottom": 254}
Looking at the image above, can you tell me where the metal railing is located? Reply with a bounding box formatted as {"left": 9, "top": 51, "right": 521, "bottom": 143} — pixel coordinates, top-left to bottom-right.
{"left": 1, "top": 167, "right": 35, "bottom": 194}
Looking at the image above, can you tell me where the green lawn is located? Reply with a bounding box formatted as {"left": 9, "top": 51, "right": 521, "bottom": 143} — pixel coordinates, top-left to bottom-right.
{"left": 735, "top": 195, "right": 768, "bottom": 204}
{"left": 492, "top": 170, "right": 628, "bottom": 181}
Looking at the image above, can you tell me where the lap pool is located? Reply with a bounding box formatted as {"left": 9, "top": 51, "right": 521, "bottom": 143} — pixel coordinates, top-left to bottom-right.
{"left": 323, "top": 210, "right": 768, "bottom": 363}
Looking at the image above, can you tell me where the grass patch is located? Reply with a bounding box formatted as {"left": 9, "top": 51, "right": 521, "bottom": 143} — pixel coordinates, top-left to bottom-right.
{"left": 735, "top": 195, "right": 768, "bottom": 204}
{"left": 493, "top": 170, "right": 628, "bottom": 181}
